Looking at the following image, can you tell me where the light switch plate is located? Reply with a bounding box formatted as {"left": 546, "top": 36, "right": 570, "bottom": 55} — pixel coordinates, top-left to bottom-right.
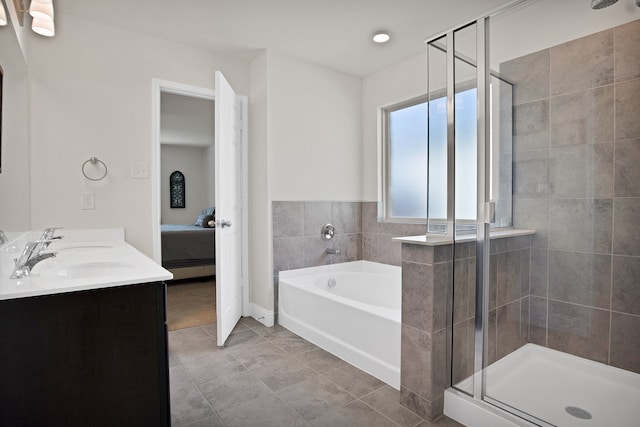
{"left": 81, "top": 192, "right": 95, "bottom": 210}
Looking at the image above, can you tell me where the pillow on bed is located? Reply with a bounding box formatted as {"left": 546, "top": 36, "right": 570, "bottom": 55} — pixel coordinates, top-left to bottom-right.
{"left": 195, "top": 207, "right": 215, "bottom": 227}
{"left": 201, "top": 214, "right": 215, "bottom": 228}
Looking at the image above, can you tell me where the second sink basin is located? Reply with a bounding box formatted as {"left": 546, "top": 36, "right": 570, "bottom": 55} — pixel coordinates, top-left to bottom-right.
{"left": 42, "top": 262, "right": 136, "bottom": 279}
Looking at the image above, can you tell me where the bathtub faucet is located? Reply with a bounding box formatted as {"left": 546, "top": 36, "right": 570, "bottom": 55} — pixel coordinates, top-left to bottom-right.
{"left": 325, "top": 248, "right": 341, "bottom": 256}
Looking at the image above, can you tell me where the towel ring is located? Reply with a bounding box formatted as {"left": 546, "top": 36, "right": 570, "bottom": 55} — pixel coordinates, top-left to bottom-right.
{"left": 82, "top": 157, "right": 108, "bottom": 181}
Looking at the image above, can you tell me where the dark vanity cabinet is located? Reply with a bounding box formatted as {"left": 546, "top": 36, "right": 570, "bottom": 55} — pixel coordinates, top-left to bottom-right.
{"left": 0, "top": 282, "right": 170, "bottom": 426}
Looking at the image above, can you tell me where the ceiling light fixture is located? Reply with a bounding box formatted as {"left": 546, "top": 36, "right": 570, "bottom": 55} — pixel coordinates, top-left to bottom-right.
{"left": 372, "top": 31, "right": 391, "bottom": 44}
{"left": 11, "top": 0, "right": 55, "bottom": 37}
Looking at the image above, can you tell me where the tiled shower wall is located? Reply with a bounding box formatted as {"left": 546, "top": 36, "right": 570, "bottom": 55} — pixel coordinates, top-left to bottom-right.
{"left": 503, "top": 19, "right": 640, "bottom": 373}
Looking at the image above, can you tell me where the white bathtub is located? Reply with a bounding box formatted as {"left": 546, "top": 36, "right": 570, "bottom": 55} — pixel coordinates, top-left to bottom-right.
{"left": 278, "top": 260, "right": 401, "bottom": 389}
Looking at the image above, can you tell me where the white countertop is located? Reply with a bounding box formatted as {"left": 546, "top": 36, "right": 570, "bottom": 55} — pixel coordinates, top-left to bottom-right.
{"left": 0, "top": 228, "right": 172, "bottom": 300}
{"left": 393, "top": 228, "right": 536, "bottom": 246}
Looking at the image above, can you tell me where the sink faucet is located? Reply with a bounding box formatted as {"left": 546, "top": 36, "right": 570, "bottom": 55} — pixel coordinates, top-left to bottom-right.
{"left": 325, "top": 248, "right": 342, "bottom": 256}
{"left": 10, "top": 239, "right": 58, "bottom": 279}
{"left": 41, "top": 227, "right": 64, "bottom": 241}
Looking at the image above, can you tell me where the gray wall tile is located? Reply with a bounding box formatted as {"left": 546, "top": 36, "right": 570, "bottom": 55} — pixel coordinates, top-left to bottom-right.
{"left": 549, "top": 86, "right": 614, "bottom": 147}
{"left": 514, "top": 198, "right": 549, "bottom": 248}
{"left": 614, "top": 139, "right": 640, "bottom": 197}
{"left": 549, "top": 198, "right": 612, "bottom": 253}
{"left": 362, "top": 202, "right": 379, "bottom": 234}
{"left": 615, "top": 78, "right": 640, "bottom": 140}
{"left": 377, "top": 235, "right": 402, "bottom": 266}
{"left": 496, "top": 300, "right": 526, "bottom": 360}
{"left": 610, "top": 312, "right": 640, "bottom": 374}
{"left": 548, "top": 142, "right": 613, "bottom": 198}
{"left": 612, "top": 255, "right": 640, "bottom": 315}
{"left": 400, "top": 325, "right": 436, "bottom": 401}
{"left": 513, "top": 149, "right": 549, "bottom": 197}
{"left": 513, "top": 100, "right": 550, "bottom": 151}
{"left": 273, "top": 201, "right": 304, "bottom": 238}
{"left": 529, "top": 248, "right": 548, "bottom": 298}
{"left": 613, "top": 198, "right": 640, "bottom": 256}
{"left": 362, "top": 233, "right": 377, "bottom": 262}
{"left": 547, "top": 301, "right": 610, "bottom": 363}
{"left": 331, "top": 202, "right": 361, "bottom": 234}
{"left": 501, "top": 49, "right": 550, "bottom": 105}
{"left": 550, "top": 29, "right": 614, "bottom": 95}
{"left": 273, "top": 237, "right": 305, "bottom": 271}
{"left": 615, "top": 19, "right": 640, "bottom": 83}
{"left": 334, "top": 233, "right": 361, "bottom": 262}
{"left": 548, "top": 250, "right": 611, "bottom": 309}
{"left": 303, "top": 236, "right": 332, "bottom": 268}
{"left": 496, "top": 250, "right": 522, "bottom": 307}
{"left": 304, "top": 202, "right": 331, "bottom": 237}
{"left": 529, "top": 297, "right": 547, "bottom": 346}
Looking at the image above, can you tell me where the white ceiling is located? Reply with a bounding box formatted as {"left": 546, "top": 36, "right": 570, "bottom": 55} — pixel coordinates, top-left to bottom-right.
{"left": 59, "top": 0, "right": 516, "bottom": 77}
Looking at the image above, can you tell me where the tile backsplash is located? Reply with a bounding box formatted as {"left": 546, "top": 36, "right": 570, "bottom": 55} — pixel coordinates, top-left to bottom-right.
{"left": 272, "top": 200, "right": 427, "bottom": 272}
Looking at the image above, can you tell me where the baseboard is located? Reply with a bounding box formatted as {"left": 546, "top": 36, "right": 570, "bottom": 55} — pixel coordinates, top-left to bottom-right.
{"left": 250, "top": 303, "right": 275, "bottom": 327}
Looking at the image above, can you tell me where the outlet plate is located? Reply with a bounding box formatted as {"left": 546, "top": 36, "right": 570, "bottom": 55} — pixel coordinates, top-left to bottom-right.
{"left": 81, "top": 192, "right": 95, "bottom": 210}
{"left": 130, "top": 161, "right": 149, "bottom": 179}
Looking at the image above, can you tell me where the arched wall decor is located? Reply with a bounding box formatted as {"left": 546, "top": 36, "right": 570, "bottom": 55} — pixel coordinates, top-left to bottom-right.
{"left": 170, "top": 170, "right": 185, "bottom": 208}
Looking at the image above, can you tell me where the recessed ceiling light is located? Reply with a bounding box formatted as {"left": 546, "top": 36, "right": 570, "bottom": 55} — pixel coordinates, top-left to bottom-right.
{"left": 372, "top": 31, "right": 391, "bottom": 44}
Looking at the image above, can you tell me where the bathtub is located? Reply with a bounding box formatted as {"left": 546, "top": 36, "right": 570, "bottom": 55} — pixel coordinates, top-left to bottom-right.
{"left": 278, "top": 260, "right": 401, "bottom": 389}
{"left": 444, "top": 343, "right": 640, "bottom": 427}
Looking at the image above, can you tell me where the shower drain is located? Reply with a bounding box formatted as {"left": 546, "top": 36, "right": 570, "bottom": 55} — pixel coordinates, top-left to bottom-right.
{"left": 565, "top": 406, "right": 592, "bottom": 420}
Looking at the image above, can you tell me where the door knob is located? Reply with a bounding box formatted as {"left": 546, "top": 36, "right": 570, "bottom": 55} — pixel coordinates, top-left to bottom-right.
{"left": 218, "top": 220, "right": 232, "bottom": 228}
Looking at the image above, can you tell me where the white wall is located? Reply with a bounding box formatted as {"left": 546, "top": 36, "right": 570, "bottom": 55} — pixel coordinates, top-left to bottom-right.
{"left": 25, "top": 12, "right": 249, "bottom": 256}
{"left": 160, "top": 145, "right": 211, "bottom": 224}
{"left": 248, "top": 52, "right": 271, "bottom": 311}
{"left": 248, "top": 51, "right": 363, "bottom": 311}
{"left": 268, "top": 52, "right": 363, "bottom": 200}
{"left": 0, "top": 19, "right": 30, "bottom": 231}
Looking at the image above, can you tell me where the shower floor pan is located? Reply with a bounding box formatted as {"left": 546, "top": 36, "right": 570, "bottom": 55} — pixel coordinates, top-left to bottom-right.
{"left": 447, "top": 343, "right": 640, "bottom": 427}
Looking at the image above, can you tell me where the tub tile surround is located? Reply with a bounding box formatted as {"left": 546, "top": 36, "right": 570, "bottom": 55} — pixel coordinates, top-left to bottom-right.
{"left": 272, "top": 200, "right": 425, "bottom": 316}
{"left": 502, "top": 19, "right": 640, "bottom": 375}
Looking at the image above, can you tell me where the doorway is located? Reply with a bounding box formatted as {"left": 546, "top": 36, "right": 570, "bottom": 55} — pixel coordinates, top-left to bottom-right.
{"left": 151, "top": 78, "right": 250, "bottom": 341}
{"left": 157, "top": 86, "right": 217, "bottom": 330}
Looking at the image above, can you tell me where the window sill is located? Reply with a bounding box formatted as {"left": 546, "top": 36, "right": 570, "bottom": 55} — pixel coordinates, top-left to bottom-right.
{"left": 392, "top": 228, "right": 536, "bottom": 246}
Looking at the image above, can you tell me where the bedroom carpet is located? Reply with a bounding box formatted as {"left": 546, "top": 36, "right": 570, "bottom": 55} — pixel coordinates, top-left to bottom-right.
{"left": 166, "top": 279, "right": 216, "bottom": 331}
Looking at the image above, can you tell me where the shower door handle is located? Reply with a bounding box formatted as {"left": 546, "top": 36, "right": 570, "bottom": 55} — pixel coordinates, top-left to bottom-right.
{"left": 483, "top": 202, "right": 496, "bottom": 224}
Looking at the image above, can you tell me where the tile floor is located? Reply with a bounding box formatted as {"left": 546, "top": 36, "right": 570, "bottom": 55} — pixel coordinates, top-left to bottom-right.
{"left": 169, "top": 317, "right": 465, "bottom": 427}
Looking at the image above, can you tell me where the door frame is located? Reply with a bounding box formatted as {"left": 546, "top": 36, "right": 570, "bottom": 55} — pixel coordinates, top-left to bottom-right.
{"left": 151, "top": 78, "right": 250, "bottom": 317}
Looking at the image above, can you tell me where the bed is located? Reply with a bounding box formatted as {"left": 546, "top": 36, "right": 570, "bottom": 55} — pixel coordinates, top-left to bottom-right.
{"left": 161, "top": 208, "right": 216, "bottom": 280}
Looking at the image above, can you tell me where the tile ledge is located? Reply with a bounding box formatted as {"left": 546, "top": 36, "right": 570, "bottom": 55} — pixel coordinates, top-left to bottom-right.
{"left": 393, "top": 228, "right": 536, "bottom": 246}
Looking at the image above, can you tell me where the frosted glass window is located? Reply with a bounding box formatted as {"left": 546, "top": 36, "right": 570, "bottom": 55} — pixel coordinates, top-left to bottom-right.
{"left": 387, "top": 101, "right": 428, "bottom": 218}
{"left": 384, "top": 88, "right": 478, "bottom": 222}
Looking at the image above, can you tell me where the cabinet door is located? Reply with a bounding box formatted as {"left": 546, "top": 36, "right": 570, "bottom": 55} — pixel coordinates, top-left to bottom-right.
{"left": 0, "top": 282, "right": 170, "bottom": 427}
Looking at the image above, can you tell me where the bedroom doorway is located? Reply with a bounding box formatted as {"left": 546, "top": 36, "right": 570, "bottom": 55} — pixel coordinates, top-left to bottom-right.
{"left": 151, "top": 78, "right": 249, "bottom": 337}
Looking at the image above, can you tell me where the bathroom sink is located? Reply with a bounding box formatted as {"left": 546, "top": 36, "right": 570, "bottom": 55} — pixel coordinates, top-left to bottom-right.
{"left": 42, "top": 262, "right": 136, "bottom": 279}
{"left": 56, "top": 245, "right": 114, "bottom": 252}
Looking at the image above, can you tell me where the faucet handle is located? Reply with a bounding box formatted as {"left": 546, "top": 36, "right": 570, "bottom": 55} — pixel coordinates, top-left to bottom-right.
{"left": 41, "top": 227, "right": 64, "bottom": 240}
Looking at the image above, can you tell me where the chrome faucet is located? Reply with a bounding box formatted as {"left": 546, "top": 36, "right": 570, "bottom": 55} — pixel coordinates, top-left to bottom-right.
{"left": 325, "top": 248, "right": 342, "bottom": 256}
{"left": 41, "top": 227, "right": 64, "bottom": 241}
{"left": 10, "top": 239, "right": 58, "bottom": 279}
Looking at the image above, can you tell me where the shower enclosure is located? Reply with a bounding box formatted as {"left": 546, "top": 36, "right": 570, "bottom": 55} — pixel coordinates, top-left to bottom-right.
{"left": 424, "top": 0, "right": 640, "bottom": 425}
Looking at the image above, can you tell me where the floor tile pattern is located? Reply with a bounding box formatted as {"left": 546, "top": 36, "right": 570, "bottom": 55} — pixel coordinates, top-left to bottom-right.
{"left": 169, "top": 317, "right": 465, "bottom": 427}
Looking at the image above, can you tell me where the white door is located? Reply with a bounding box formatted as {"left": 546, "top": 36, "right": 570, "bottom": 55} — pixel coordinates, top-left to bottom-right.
{"left": 215, "top": 71, "right": 243, "bottom": 347}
